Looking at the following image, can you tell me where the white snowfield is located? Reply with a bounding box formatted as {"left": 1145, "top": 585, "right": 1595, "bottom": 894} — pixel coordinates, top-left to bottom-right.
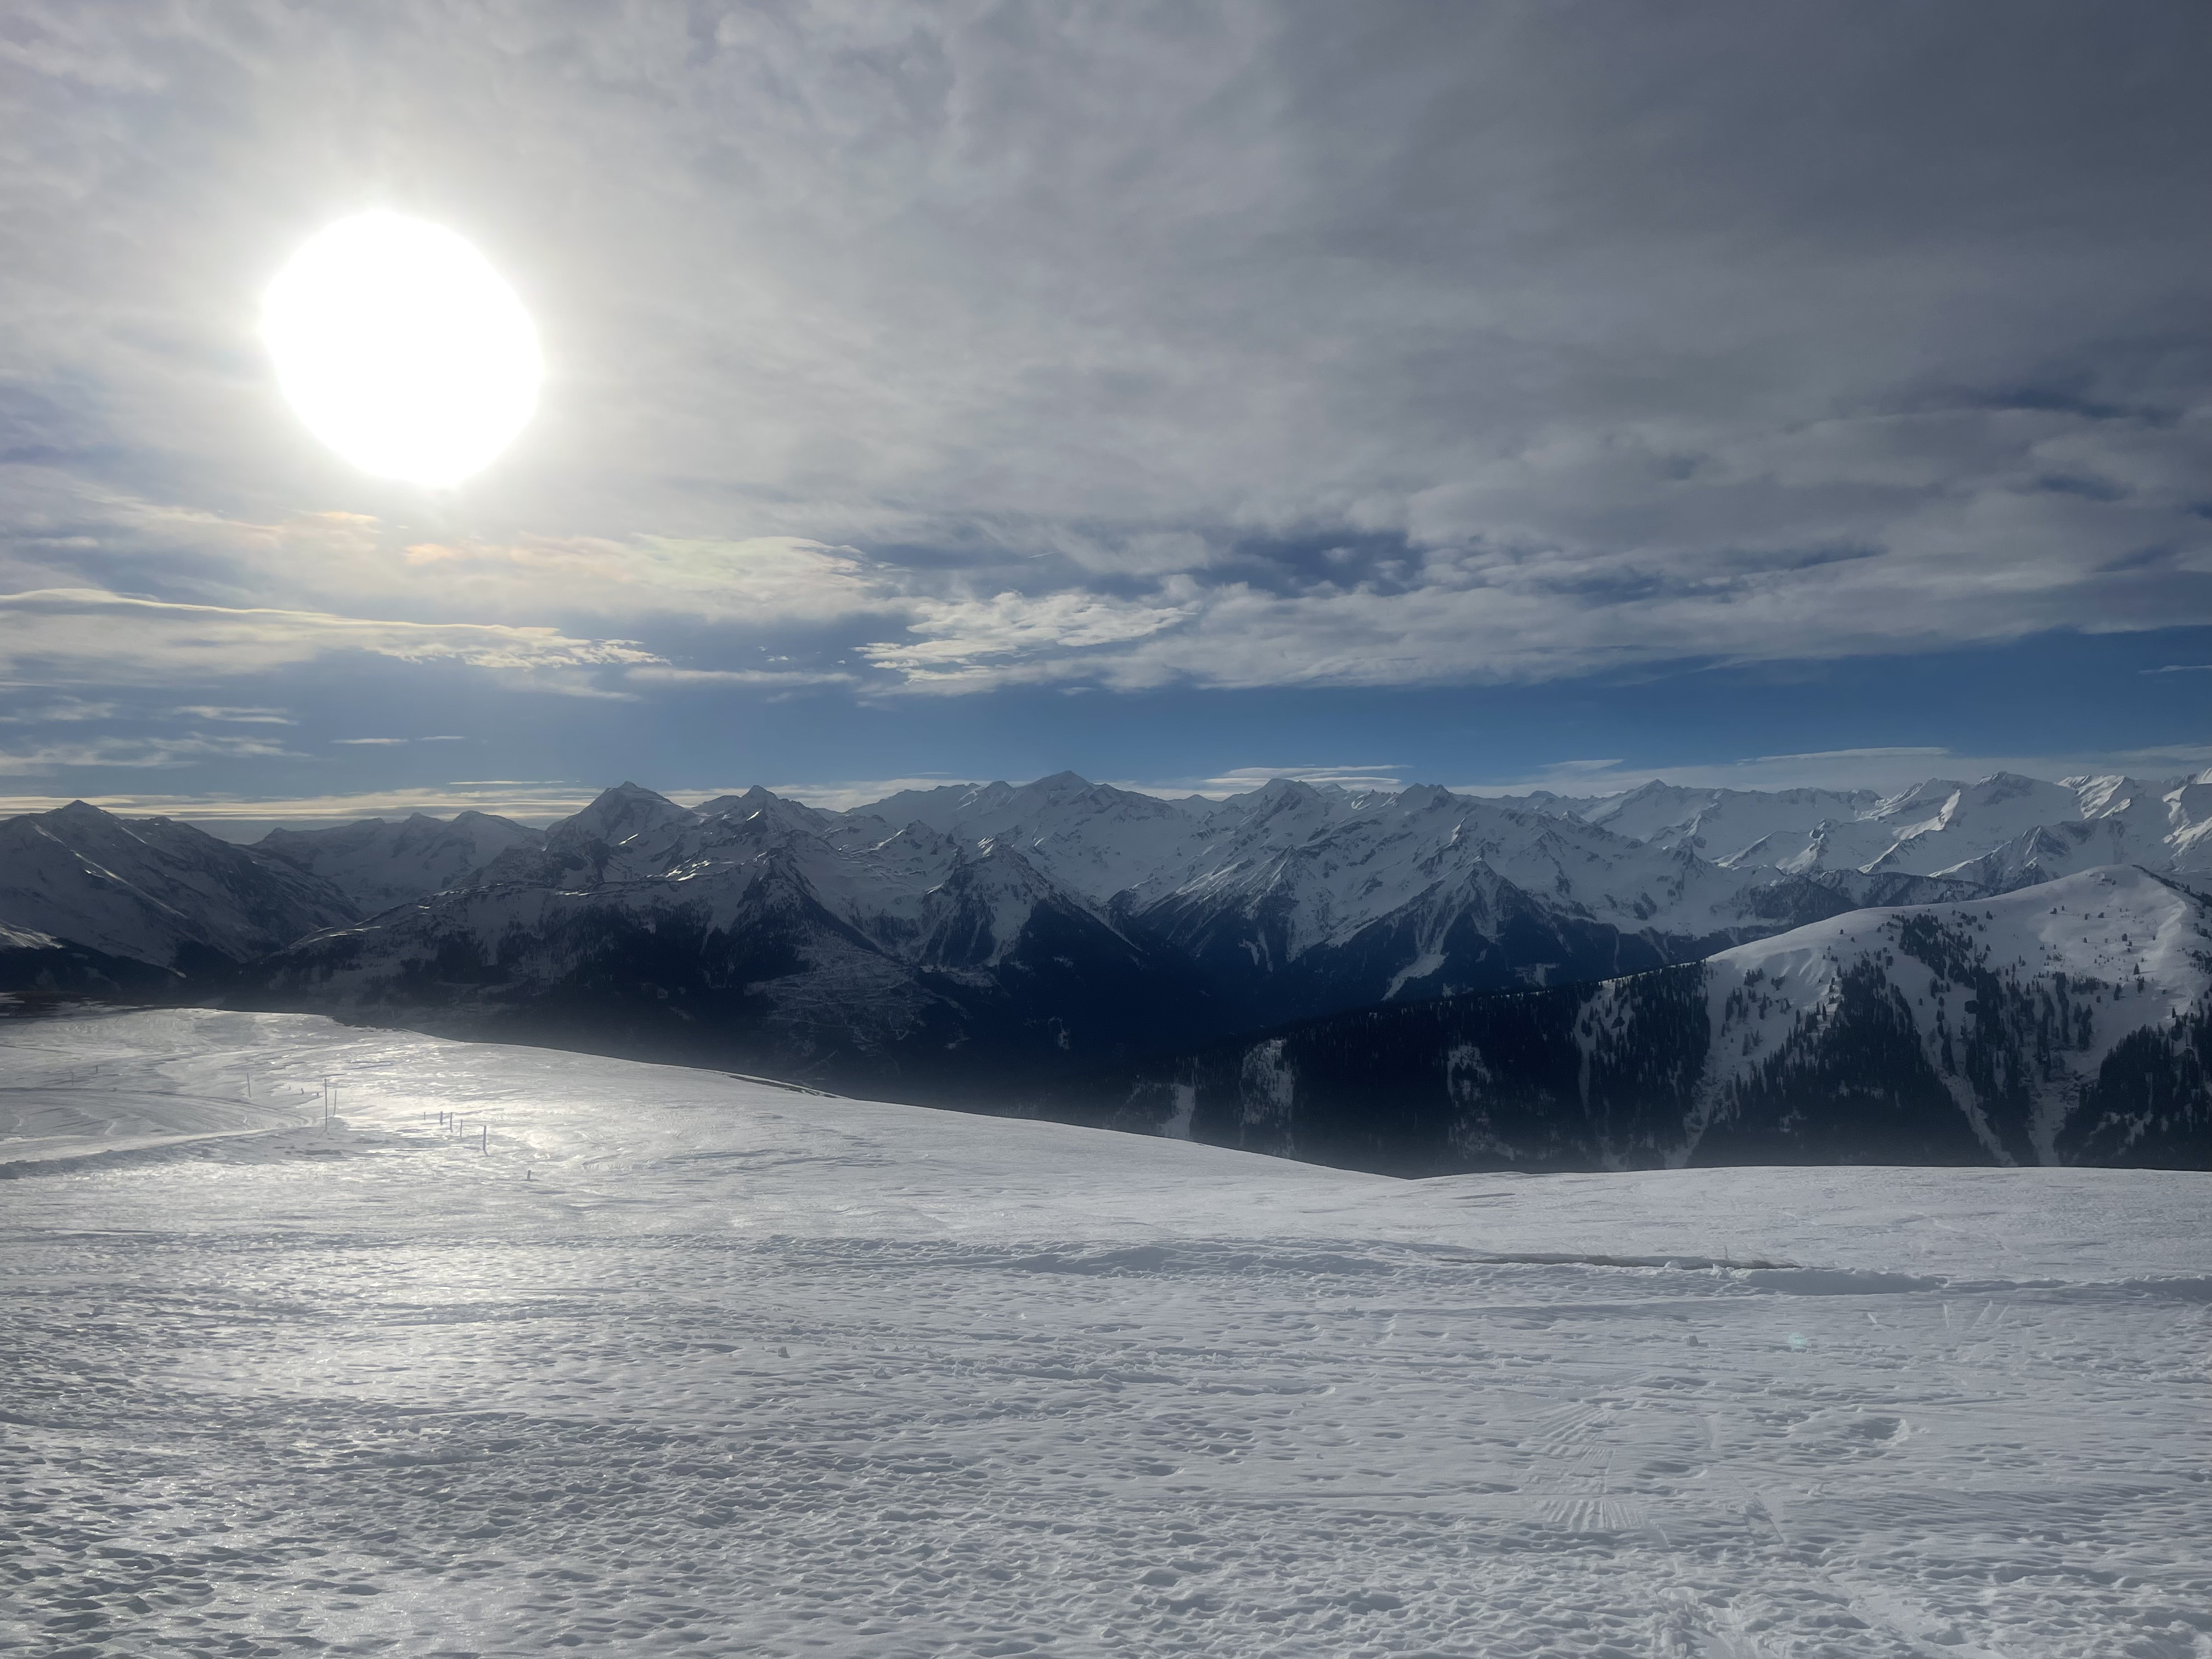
{"left": 3, "top": 1009, "right": 2209, "bottom": 1659}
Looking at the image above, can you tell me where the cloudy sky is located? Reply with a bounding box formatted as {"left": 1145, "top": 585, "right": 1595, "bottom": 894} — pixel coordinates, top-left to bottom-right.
{"left": 2, "top": 1, "right": 2207, "bottom": 825}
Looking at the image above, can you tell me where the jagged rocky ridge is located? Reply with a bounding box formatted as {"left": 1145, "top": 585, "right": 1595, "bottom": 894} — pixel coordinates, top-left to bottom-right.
{"left": 1055, "top": 866, "right": 2211, "bottom": 1173}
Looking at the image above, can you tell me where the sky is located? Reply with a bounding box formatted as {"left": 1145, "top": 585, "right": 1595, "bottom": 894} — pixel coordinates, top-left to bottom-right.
{"left": 1, "top": 2, "right": 2207, "bottom": 830}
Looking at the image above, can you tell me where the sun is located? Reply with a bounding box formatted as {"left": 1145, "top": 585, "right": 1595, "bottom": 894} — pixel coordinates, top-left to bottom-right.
{"left": 262, "top": 211, "right": 542, "bottom": 487}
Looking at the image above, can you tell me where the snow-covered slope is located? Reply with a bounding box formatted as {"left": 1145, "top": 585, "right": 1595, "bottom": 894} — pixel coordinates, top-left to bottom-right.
{"left": 0, "top": 919, "right": 183, "bottom": 997}
{"left": 4, "top": 1006, "right": 2208, "bottom": 1658}
{"left": 1680, "top": 864, "right": 2210, "bottom": 1165}
{"left": 255, "top": 809, "right": 542, "bottom": 910}
{"left": 0, "top": 803, "right": 357, "bottom": 985}
{"left": 1092, "top": 866, "right": 2212, "bottom": 1173}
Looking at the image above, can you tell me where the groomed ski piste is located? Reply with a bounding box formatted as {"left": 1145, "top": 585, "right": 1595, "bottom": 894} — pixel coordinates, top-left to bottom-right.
{"left": 3, "top": 1008, "right": 2208, "bottom": 1658}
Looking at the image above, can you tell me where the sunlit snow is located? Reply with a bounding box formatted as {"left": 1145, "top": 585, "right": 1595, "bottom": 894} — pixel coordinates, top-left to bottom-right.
{"left": 3, "top": 1007, "right": 2208, "bottom": 1656}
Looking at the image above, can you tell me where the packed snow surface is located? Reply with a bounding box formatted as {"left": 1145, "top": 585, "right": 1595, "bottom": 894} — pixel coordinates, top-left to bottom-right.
{"left": 3, "top": 1009, "right": 2209, "bottom": 1658}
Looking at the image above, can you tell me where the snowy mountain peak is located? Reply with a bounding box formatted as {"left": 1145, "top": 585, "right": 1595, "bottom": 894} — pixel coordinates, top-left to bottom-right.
{"left": 1875, "top": 777, "right": 1966, "bottom": 814}
{"left": 1397, "top": 783, "right": 1460, "bottom": 812}
{"left": 852, "top": 778, "right": 1026, "bottom": 835}
{"left": 550, "top": 782, "right": 699, "bottom": 848}
{"left": 0, "top": 802, "right": 356, "bottom": 975}
{"left": 694, "top": 786, "right": 834, "bottom": 839}
{"left": 1224, "top": 778, "right": 1350, "bottom": 838}
{"left": 1578, "top": 781, "right": 1882, "bottom": 864}
{"left": 696, "top": 785, "right": 781, "bottom": 816}
{"left": 257, "top": 810, "right": 543, "bottom": 911}
{"left": 2070, "top": 774, "right": 2138, "bottom": 817}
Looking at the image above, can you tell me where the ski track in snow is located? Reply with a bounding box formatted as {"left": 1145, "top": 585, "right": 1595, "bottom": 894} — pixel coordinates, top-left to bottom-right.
{"left": 3, "top": 1009, "right": 2210, "bottom": 1659}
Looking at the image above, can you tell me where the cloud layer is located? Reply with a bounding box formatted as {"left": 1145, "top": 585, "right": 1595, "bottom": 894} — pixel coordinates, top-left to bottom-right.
{"left": 0, "top": 1, "right": 2203, "bottom": 795}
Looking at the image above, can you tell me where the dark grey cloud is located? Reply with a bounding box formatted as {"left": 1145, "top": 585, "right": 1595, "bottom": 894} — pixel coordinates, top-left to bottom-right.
{"left": 0, "top": 0, "right": 2203, "bottom": 713}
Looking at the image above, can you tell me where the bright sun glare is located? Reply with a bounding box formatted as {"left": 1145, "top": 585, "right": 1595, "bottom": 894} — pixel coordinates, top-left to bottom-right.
{"left": 262, "top": 211, "right": 541, "bottom": 487}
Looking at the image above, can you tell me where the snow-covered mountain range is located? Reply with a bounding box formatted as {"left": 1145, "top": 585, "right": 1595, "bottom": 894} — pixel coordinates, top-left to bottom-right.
{"left": 2, "top": 767, "right": 2207, "bottom": 1165}
{"left": 1084, "top": 865, "right": 2211, "bottom": 1172}
{"left": 236, "top": 772, "right": 1983, "bottom": 1093}
{"left": 1528, "top": 770, "right": 2212, "bottom": 884}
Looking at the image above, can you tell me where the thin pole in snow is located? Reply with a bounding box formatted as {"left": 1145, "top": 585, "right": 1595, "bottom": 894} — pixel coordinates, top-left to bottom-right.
{"left": 481, "top": 1124, "right": 488, "bottom": 1155}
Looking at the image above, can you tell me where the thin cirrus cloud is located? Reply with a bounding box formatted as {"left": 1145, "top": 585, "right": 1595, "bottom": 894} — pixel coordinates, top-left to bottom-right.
{"left": 332, "top": 735, "right": 469, "bottom": 746}
{"left": 0, "top": 732, "right": 303, "bottom": 775}
{"left": 0, "top": 780, "right": 612, "bottom": 830}
{"left": 0, "top": 589, "right": 660, "bottom": 686}
{"left": 0, "top": 698, "right": 120, "bottom": 725}
{"left": 0, "top": 698, "right": 294, "bottom": 738}
{"left": 628, "top": 668, "right": 858, "bottom": 690}
{"left": 0, "top": 477, "right": 894, "bottom": 640}
{"left": 859, "top": 591, "right": 1200, "bottom": 690}
{"left": 395, "top": 534, "right": 898, "bottom": 625}
{"left": 174, "top": 706, "right": 296, "bottom": 725}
